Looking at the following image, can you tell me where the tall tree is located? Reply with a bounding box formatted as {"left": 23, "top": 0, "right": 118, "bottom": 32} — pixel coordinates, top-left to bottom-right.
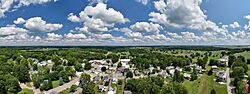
{"left": 126, "top": 71, "right": 133, "bottom": 78}
{"left": 80, "top": 73, "right": 91, "bottom": 88}
{"left": 13, "top": 64, "right": 30, "bottom": 82}
{"left": 81, "top": 83, "right": 95, "bottom": 94}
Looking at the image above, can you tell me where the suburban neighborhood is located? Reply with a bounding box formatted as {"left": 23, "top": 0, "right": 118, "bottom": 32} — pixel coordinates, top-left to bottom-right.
{"left": 0, "top": 46, "right": 248, "bottom": 94}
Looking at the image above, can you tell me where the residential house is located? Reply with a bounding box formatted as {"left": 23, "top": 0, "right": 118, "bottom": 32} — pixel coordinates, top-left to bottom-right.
{"left": 166, "top": 66, "right": 175, "bottom": 70}
{"left": 183, "top": 73, "right": 191, "bottom": 80}
{"left": 216, "top": 71, "right": 226, "bottom": 82}
{"left": 112, "top": 77, "right": 118, "bottom": 84}
{"left": 217, "top": 56, "right": 228, "bottom": 66}
{"left": 211, "top": 65, "right": 218, "bottom": 72}
{"left": 149, "top": 66, "right": 155, "bottom": 73}
{"left": 194, "top": 65, "right": 203, "bottom": 73}
{"left": 98, "top": 85, "right": 107, "bottom": 92}
{"left": 76, "top": 72, "right": 83, "bottom": 77}
{"left": 124, "top": 91, "right": 132, "bottom": 94}
{"left": 103, "top": 76, "right": 110, "bottom": 83}
{"left": 89, "top": 60, "right": 107, "bottom": 67}
{"left": 93, "top": 76, "right": 101, "bottom": 83}
{"left": 107, "top": 90, "right": 116, "bottom": 94}
{"left": 168, "top": 69, "right": 175, "bottom": 77}
{"left": 120, "top": 59, "right": 130, "bottom": 67}
{"left": 159, "top": 70, "right": 169, "bottom": 77}
{"left": 144, "top": 69, "right": 150, "bottom": 75}
{"left": 176, "top": 67, "right": 182, "bottom": 72}
{"left": 38, "top": 61, "right": 47, "bottom": 66}
{"left": 134, "top": 70, "right": 141, "bottom": 76}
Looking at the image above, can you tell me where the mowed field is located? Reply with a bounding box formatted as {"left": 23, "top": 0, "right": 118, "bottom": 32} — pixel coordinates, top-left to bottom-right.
{"left": 183, "top": 74, "right": 227, "bottom": 94}
{"left": 235, "top": 51, "right": 250, "bottom": 60}
{"left": 167, "top": 50, "right": 223, "bottom": 63}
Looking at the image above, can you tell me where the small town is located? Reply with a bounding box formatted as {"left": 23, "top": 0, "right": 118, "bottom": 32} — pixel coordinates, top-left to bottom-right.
{"left": 0, "top": 46, "right": 248, "bottom": 94}
{"left": 1, "top": 0, "right": 250, "bottom": 94}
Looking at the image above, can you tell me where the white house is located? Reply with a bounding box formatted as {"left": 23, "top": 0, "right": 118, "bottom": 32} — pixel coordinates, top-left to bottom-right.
{"left": 166, "top": 66, "right": 175, "bottom": 70}
{"left": 120, "top": 59, "right": 130, "bottom": 67}
{"left": 149, "top": 67, "right": 155, "bottom": 73}
{"left": 76, "top": 72, "right": 83, "bottom": 77}
{"left": 38, "top": 61, "right": 47, "bottom": 66}
{"left": 124, "top": 91, "right": 132, "bottom": 94}
{"left": 107, "top": 91, "right": 115, "bottom": 94}
{"left": 169, "top": 69, "right": 175, "bottom": 76}
{"left": 176, "top": 67, "right": 182, "bottom": 72}
{"left": 89, "top": 60, "right": 107, "bottom": 65}
{"left": 183, "top": 73, "right": 191, "bottom": 80}
{"left": 98, "top": 85, "right": 108, "bottom": 92}
{"left": 112, "top": 77, "right": 118, "bottom": 84}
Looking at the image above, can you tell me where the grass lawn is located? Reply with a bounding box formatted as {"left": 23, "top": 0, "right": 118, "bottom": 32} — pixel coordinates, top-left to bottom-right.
{"left": 183, "top": 79, "right": 200, "bottom": 94}
{"left": 18, "top": 89, "right": 34, "bottom": 94}
{"left": 96, "top": 92, "right": 105, "bottom": 94}
{"left": 52, "top": 80, "right": 60, "bottom": 88}
{"left": 235, "top": 51, "right": 250, "bottom": 60}
{"left": 116, "top": 85, "right": 123, "bottom": 94}
{"left": 95, "top": 84, "right": 105, "bottom": 94}
{"left": 116, "top": 79, "right": 125, "bottom": 94}
{"left": 166, "top": 50, "right": 223, "bottom": 63}
{"left": 247, "top": 65, "right": 250, "bottom": 76}
{"left": 26, "top": 82, "right": 32, "bottom": 88}
{"left": 59, "top": 88, "right": 70, "bottom": 94}
{"left": 183, "top": 74, "right": 227, "bottom": 94}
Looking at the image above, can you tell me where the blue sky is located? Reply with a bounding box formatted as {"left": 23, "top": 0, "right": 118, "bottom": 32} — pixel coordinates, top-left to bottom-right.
{"left": 1, "top": 0, "right": 250, "bottom": 46}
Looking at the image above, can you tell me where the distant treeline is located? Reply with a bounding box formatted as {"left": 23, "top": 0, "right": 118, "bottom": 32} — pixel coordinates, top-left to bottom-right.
{"left": 1, "top": 45, "right": 250, "bottom": 52}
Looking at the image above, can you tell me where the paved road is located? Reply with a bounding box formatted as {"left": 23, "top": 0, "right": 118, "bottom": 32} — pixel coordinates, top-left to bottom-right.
{"left": 226, "top": 68, "right": 231, "bottom": 94}
{"left": 20, "top": 83, "right": 33, "bottom": 90}
{"left": 225, "top": 56, "right": 235, "bottom": 94}
{"left": 73, "top": 87, "right": 82, "bottom": 94}
{"left": 44, "top": 77, "right": 79, "bottom": 94}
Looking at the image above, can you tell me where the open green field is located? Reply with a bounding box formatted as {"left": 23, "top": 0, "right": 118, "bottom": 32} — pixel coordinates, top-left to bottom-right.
{"left": 235, "top": 51, "right": 250, "bottom": 60}
{"left": 18, "top": 89, "right": 34, "bottom": 94}
{"left": 183, "top": 74, "right": 227, "bottom": 94}
{"left": 166, "top": 50, "right": 223, "bottom": 63}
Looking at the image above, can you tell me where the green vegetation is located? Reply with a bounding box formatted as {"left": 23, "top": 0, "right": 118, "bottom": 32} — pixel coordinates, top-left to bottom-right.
{"left": 116, "top": 79, "right": 125, "bottom": 94}
{"left": 26, "top": 82, "right": 32, "bottom": 88}
{"left": 0, "top": 46, "right": 248, "bottom": 93}
{"left": 52, "top": 80, "right": 60, "bottom": 88}
{"left": 59, "top": 88, "right": 70, "bottom": 94}
{"left": 18, "top": 89, "right": 34, "bottom": 94}
{"left": 124, "top": 76, "right": 187, "bottom": 94}
{"left": 235, "top": 51, "right": 250, "bottom": 60}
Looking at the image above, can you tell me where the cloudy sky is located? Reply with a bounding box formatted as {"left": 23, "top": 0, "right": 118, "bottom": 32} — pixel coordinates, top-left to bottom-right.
{"left": 1, "top": 0, "right": 250, "bottom": 46}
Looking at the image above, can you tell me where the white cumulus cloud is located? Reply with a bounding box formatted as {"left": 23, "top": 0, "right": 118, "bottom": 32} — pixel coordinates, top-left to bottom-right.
{"left": 0, "top": 26, "right": 28, "bottom": 36}
{"left": 24, "top": 17, "right": 63, "bottom": 32}
{"left": 149, "top": 0, "right": 222, "bottom": 33}
{"left": 68, "top": 3, "right": 129, "bottom": 33}
{"left": 15, "top": 0, "right": 58, "bottom": 8}
{"left": 64, "top": 33, "right": 87, "bottom": 39}
{"left": 130, "top": 22, "right": 162, "bottom": 34}
{"left": 135, "top": 0, "right": 150, "bottom": 5}
{"left": 229, "top": 22, "right": 240, "bottom": 28}
{"left": 14, "top": 18, "right": 26, "bottom": 24}
{"left": 0, "top": 0, "right": 58, "bottom": 18}
{"left": 47, "top": 33, "right": 62, "bottom": 41}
